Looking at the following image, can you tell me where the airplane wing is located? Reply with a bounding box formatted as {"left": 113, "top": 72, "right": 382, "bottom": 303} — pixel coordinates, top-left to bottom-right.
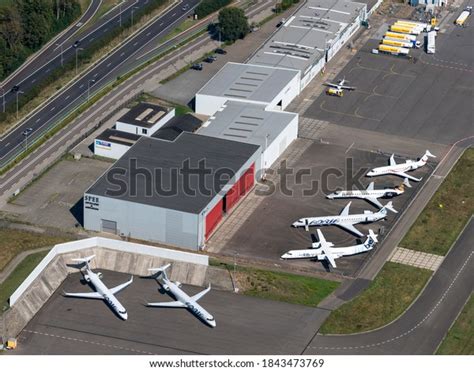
{"left": 340, "top": 202, "right": 351, "bottom": 216}
{"left": 366, "top": 196, "right": 383, "bottom": 209}
{"left": 323, "top": 82, "right": 339, "bottom": 88}
{"left": 316, "top": 229, "right": 327, "bottom": 244}
{"left": 391, "top": 171, "right": 422, "bottom": 182}
{"left": 337, "top": 222, "right": 364, "bottom": 237}
{"left": 389, "top": 154, "right": 397, "bottom": 166}
{"left": 63, "top": 291, "right": 103, "bottom": 299}
{"left": 191, "top": 285, "right": 211, "bottom": 302}
{"left": 341, "top": 85, "right": 355, "bottom": 90}
{"left": 366, "top": 182, "right": 374, "bottom": 191}
{"left": 147, "top": 300, "right": 186, "bottom": 308}
{"left": 322, "top": 251, "right": 337, "bottom": 268}
{"left": 109, "top": 276, "right": 133, "bottom": 295}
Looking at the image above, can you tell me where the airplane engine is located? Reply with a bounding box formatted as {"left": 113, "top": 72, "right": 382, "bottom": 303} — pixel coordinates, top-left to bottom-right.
{"left": 175, "top": 281, "right": 182, "bottom": 288}
{"left": 162, "top": 284, "right": 170, "bottom": 291}
{"left": 97, "top": 272, "right": 103, "bottom": 279}
{"left": 84, "top": 274, "right": 91, "bottom": 282}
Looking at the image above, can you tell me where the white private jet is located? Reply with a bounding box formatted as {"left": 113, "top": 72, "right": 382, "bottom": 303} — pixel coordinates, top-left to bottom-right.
{"left": 292, "top": 201, "right": 395, "bottom": 237}
{"left": 281, "top": 229, "right": 378, "bottom": 268}
{"left": 326, "top": 179, "right": 410, "bottom": 211}
{"left": 324, "top": 78, "right": 356, "bottom": 96}
{"left": 367, "top": 150, "right": 436, "bottom": 182}
{"left": 146, "top": 264, "right": 216, "bottom": 328}
{"left": 63, "top": 255, "right": 133, "bottom": 320}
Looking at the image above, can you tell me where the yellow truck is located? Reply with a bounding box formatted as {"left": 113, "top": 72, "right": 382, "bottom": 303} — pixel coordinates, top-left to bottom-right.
{"left": 378, "top": 44, "right": 410, "bottom": 56}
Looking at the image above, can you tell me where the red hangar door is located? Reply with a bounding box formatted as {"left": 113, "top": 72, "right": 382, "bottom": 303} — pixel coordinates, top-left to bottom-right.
{"left": 224, "top": 163, "right": 255, "bottom": 213}
{"left": 205, "top": 198, "right": 223, "bottom": 240}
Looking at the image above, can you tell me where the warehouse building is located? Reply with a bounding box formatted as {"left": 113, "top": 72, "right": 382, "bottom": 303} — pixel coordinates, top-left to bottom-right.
{"left": 115, "top": 103, "right": 175, "bottom": 136}
{"left": 198, "top": 101, "right": 298, "bottom": 170}
{"left": 152, "top": 113, "right": 203, "bottom": 141}
{"left": 94, "top": 129, "right": 140, "bottom": 160}
{"left": 84, "top": 133, "right": 260, "bottom": 250}
{"left": 247, "top": 0, "right": 367, "bottom": 89}
{"left": 195, "top": 62, "right": 300, "bottom": 116}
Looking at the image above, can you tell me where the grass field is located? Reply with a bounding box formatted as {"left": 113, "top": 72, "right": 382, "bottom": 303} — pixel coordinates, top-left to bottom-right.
{"left": 0, "top": 250, "right": 49, "bottom": 311}
{"left": 436, "top": 295, "right": 474, "bottom": 355}
{"left": 0, "top": 228, "right": 69, "bottom": 272}
{"left": 319, "top": 262, "right": 432, "bottom": 334}
{"left": 401, "top": 149, "right": 474, "bottom": 255}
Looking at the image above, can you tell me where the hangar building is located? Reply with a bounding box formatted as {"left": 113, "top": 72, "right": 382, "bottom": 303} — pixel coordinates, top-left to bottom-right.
{"left": 84, "top": 133, "right": 260, "bottom": 250}
{"left": 248, "top": 0, "right": 367, "bottom": 89}
{"left": 198, "top": 101, "right": 298, "bottom": 169}
{"left": 194, "top": 62, "right": 300, "bottom": 116}
{"left": 115, "top": 103, "right": 175, "bottom": 136}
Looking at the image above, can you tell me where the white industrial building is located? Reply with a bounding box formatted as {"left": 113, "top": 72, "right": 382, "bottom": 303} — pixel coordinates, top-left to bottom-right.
{"left": 195, "top": 62, "right": 300, "bottom": 116}
{"left": 115, "top": 103, "right": 175, "bottom": 136}
{"left": 248, "top": 0, "right": 367, "bottom": 90}
{"left": 94, "top": 129, "right": 140, "bottom": 160}
{"left": 198, "top": 101, "right": 298, "bottom": 170}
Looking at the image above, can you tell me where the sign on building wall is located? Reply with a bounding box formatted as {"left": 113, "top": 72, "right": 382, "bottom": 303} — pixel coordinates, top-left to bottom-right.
{"left": 95, "top": 139, "right": 111, "bottom": 149}
{"left": 85, "top": 195, "right": 100, "bottom": 211}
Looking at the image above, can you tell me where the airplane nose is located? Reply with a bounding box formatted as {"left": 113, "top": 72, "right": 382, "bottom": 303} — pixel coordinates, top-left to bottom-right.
{"left": 209, "top": 320, "right": 216, "bottom": 328}
{"left": 122, "top": 313, "right": 128, "bottom": 321}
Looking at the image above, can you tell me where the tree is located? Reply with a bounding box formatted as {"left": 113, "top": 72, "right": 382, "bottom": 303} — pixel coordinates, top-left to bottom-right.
{"left": 19, "top": 0, "right": 54, "bottom": 50}
{"left": 218, "top": 7, "right": 249, "bottom": 43}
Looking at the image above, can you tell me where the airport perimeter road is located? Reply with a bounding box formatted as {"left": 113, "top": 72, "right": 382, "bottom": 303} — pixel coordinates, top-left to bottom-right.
{"left": 0, "top": 0, "right": 199, "bottom": 165}
{"left": 0, "top": 0, "right": 101, "bottom": 92}
{"left": 305, "top": 218, "right": 474, "bottom": 355}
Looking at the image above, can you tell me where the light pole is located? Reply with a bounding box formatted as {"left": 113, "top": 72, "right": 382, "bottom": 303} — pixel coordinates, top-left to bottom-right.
{"left": 23, "top": 128, "right": 32, "bottom": 151}
{"left": 0, "top": 85, "right": 5, "bottom": 113}
{"left": 56, "top": 43, "right": 64, "bottom": 67}
{"left": 15, "top": 90, "right": 24, "bottom": 119}
{"left": 131, "top": 6, "right": 139, "bottom": 31}
{"left": 119, "top": 2, "right": 122, "bottom": 27}
{"left": 75, "top": 47, "right": 83, "bottom": 75}
{"left": 87, "top": 79, "right": 95, "bottom": 101}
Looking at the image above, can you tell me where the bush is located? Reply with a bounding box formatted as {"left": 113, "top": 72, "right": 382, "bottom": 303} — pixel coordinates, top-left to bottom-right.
{"left": 195, "top": 0, "right": 232, "bottom": 19}
{"left": 217, "top": 7, "right": 249, "bottom": 43}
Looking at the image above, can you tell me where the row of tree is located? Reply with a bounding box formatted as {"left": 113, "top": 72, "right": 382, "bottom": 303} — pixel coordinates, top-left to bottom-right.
{"left": 195, "top": 0, "right": 232, "bottom": 19}
{"left": 0, "top": 0, "right": 81, "bottom": 80}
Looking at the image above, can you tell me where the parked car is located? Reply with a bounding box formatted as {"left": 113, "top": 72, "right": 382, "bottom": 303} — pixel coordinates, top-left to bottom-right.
{"left": 204, "top": 55, "right": 217, "bottom": 63}
{"left": 191, "top": 63, "right": 203, "bottom": 71}
{"left": 215, "top": 48, "right": 227, "bottom": 55}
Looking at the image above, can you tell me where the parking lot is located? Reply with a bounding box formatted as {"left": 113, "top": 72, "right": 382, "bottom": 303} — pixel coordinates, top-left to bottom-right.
{"left": 304, "top": 33, "right": 473, "bottom": 145}
{"left": 216, "top": 140, "right": 435, "bottom": 277}
{"left": 15, "top": 271, "right": 329, "bottom": 355}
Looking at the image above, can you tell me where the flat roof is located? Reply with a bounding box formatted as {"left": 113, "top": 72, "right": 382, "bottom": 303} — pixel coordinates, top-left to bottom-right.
{"left": 117, "top": 103, "right": 170, "bottom": 128}
{"left": 196, "top": 62, "right": 299, "bottom": 103}
{"left": 198, "top": 101, "right": 297, "bottom": 149}
{"left": 86, "top": 133, "right": 260, "bottom": 214}
{"left": 96, "top": 129, "right": 141, "bottom": 146}
{"left": 248, "top": 0, "right": 366, "bottom": 74}
{"left": 152, "top": 114, "right": 203, "bottom": 141}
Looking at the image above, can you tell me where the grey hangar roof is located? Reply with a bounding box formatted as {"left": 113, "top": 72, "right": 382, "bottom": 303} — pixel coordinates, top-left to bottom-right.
{"left": 247, "top": 0, "right": 366, "bottom": 73}
{"left": 86, "top": 133, "right": 260, "bottom": 214}
{"left": 196, "top": 62, "right": 299, "bottom": 103}
{"left": 198, "top": 101, "right": 297, "bottom": 148}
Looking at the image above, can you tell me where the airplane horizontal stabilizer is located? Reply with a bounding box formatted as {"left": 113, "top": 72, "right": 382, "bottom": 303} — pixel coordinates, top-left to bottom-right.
{"left": 71, "top": 255, "right": 95, "bottom": 264}
{"left": 340, "top": 202, "right": 351, "bottom": 216}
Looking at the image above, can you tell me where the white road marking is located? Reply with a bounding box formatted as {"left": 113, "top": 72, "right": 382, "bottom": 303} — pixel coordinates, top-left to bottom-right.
{"left": 79, "top": 84, "right": 84, "bottom": 89}
{"left": 36, "top": 118, "right": 41, "bottom": 123}
{"left": 50, "top": 106, "right": 56, "bottom": 111}
{"left": 65, "top": 95, "right": 70, "bottom": 100}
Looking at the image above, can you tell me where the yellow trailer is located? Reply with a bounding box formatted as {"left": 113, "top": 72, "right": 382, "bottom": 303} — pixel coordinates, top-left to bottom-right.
{"left": 390, "top": 25, "right": 420, "bottom": 35}
{"left": 378, "top": 44, "right": 410, "bottom": 56}
{"left": 455, "top": 11, "right": 470, "bottom": 26}
{"left": 385, "top": 31, "right": 417, "bottom": 41}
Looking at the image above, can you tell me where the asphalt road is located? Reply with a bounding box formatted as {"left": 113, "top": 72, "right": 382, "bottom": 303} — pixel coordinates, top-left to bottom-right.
{"left": 14, "top": 271, "right": 330, "bottom": 355}
{"left": 0, "top": 0, "right": 101, "bottom": 97}
{"left": 0, "top": 0, "right": 160, "bottom": 111}
{"left": 0, "top": 0, "right": 199, "bottom": 165}
{"left": 305, "top": 218, "right": 474, "bottom": 354}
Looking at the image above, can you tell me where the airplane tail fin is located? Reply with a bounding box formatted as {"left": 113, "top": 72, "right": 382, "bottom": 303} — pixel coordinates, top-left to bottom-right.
{"left": 368, "top": 229, "right": 378, "bottom": 244}
{"left": 381, "top": 201, "right": 397, "bottom": 214}
{"left": 71, "top": 255, "right": 95, "bottom": 267}
{"left": 425, "top": 150, "right": 436, "bottom": 158}
{"left": 148, "top": 263, "right": 171, "bottom": 279}
{"left": 402, "top": 178, "right": 411, "bottom": 189}
{"left": 420, "top": 150, "right": 436, "bottom": 163}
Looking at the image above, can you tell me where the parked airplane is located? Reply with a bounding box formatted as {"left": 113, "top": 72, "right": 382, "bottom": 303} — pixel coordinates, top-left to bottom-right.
{"left": 367, "top": 150, "right": 436, "bottom": 182}
{"left": 281, "top": 229, "right": 378, "bottom": 268}
{"left": 326, "top": 179, "right": 410, "bottom": 211}
{"left": 292, "top": 201, "right": 395, "bottom": 237}
{"left": 63, "top": 255, "right": 133, "bottom": 320}
{"left": 147, "top": 264, "right": 216, "bottom": 328}
{"left": 324, "top": 78, "right": 356, "bottom": 96}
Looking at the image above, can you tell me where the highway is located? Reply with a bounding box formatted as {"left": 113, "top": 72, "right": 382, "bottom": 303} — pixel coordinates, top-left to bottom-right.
{"left": 0, "top": 0, "right": 200, "bottom": 165}
{"left": 305, "top": 218, "right": 474, "bottom": 354}
{"left": 0, "top": 0, "right": 161, "bottom": 111}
